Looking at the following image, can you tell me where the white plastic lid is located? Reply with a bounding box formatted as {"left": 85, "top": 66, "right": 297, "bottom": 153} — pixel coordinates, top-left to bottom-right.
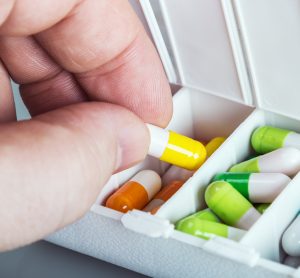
{"left": 139, "top": 0, "right": 300, "bottom": 121}
{"left": 233, "top": 0, "right": 300, "bottom": 120}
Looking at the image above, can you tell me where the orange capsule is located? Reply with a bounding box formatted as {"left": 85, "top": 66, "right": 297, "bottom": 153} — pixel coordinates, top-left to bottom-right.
{"left": 106, "top": 170, "right": 162, "bottom": 213}
{"left": 143, "top": 180, "right": 184, "bottom": 214}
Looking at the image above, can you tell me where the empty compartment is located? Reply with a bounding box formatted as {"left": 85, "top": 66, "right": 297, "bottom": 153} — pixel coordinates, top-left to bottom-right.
{"left": 93, "top": 87, "right": 252, "bottom": 217}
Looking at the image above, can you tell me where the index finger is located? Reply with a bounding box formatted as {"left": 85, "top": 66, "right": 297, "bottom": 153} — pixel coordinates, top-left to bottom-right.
{"left": 0, "top": 0, "right": 172, "bottom": 127}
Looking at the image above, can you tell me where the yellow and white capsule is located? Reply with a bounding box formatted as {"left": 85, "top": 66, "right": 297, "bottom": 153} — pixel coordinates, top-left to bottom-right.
{"left": 147, "top": 124, "right": 207, "bottom": 170}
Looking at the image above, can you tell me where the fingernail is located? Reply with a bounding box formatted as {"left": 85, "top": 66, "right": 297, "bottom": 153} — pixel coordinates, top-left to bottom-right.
{"left": 114, "top": 122, "right": 150, "bottom": 172}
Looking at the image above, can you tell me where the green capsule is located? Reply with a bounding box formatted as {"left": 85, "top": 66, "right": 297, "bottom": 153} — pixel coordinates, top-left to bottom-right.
{"left": 205, "top": 181, "right": 261, "bottom": 230}
{"left": 191, "top": 208, "right": 220, "bottom": 222}
{"left": 213, "top": 172, "right": 251, "bottom": 200}
{"left": 175, "top": 217, "right": 245, "bottom": 241}
{"left": 255, "top": 203, "right": 270, "bottom": 214}
{"left": 251, "top": 126, "right": 293, "bottom": 154}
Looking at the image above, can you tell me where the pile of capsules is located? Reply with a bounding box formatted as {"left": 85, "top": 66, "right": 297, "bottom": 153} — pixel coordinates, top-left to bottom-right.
{"left": 176, "top": 126, "right": 300, "bottom": 245}
{"left": 106, "top": 124, "right": 225, "bottom": 214}
{"left": 105, "top": 123, "right": 300, "bottom": 268}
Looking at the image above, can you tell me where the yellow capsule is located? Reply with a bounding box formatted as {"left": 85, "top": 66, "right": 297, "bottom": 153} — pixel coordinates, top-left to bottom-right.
{"left": 106, "top": 170, "right": 161, "bottom": 213}
{"left": 147, "top": 124, "right": 207, "bottom": 170}
{"left": 206, "top": 137, "right": 226, "bottom": 158}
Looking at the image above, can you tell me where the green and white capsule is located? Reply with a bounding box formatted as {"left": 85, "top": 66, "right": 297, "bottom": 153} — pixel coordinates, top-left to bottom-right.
{"left": 190, "top": 208, "right": 220, "bottom": 222}
{"left": 176, "top": 216, "right": 245, "bottom": 241}
{"left": 229, "top": 147, "right": 300, "bottom": 177}
{"left": 252, "top": 126, "right": 300, "bottom": 154}
{"left": 213, "top": 172, "right": 291, "bottom": 203}
{"left": 205, "top": 181, "right": 261, "bottom": 230}
{"left": 255, "top": 203, "right": 270, "bottom": 214}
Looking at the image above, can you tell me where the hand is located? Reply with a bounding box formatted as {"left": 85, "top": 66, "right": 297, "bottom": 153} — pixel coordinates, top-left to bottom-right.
{"left": 0, "top": 0, "right": 172, "bottom": 251}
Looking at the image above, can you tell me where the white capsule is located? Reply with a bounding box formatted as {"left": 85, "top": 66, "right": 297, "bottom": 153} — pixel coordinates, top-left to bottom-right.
{"left": 282, "top": 214, "right": 300, "bottom": 256}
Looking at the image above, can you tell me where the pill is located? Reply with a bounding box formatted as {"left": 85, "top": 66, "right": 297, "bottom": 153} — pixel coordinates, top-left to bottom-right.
{"left": 176, "top": 217, "right": 246, "bottom": 241}
{"left": 106, "top": 170, "right": 161, "bottom": 213}
{"left": 191, "top": 208, "right": 220, "bottom": 222}
{"left": 143, "top": 180, "right": 184, "bottom": 214}
{"left": 282, "top": 213, "right": 300, "bottom": 256}
{"left": 255, "top": 203, "right": 270, "bottom": 214}
{"left": 252, "top": 126, "right": 300, "bottom": 154}
{"left": 229, "top": 147, "right": 300, "bottom": 177}
{"left": 206, "top": 137, "right": 226, "bottom": 157}
{"left": 147, "top": 124, "right": 207, "bottom": 170}
{"left": 162, "top": 165, "right": 194, "bottom": 186}
{"left": 205, "top": 181, "right": 261, "bottom": 230}
{"left": 284, "top": 256, "right": 300, "bottom": 268}
{"left": 213, "top": 172, "right": 290, "bottom": 203}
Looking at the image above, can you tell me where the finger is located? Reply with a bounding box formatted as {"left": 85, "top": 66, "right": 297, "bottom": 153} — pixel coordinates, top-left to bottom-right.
{"left": 36, "top": 0, "right": 172, "bottom": 126}
{"left": 0, "top": 60, "right": 16, "bottom": 121}
{"left": 0, "top": 0, "right": 172, "bottom": 126}
{"left": 0, "top": 102, "right": 149, "bottom": 251}
{"left": 0, "top": 0, "right": 79, "bottom": 35}
{"left": 0, "top": 36, "right": 88, "bottom": 115}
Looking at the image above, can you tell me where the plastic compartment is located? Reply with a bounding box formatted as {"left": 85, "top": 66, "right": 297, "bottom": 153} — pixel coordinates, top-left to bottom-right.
{"left": 156, "top": 108, "right": 300, "bottom": 265}
{"left": 47, "top": 91, "right": 300, "bottom": 277}
{"left": 93, "top": 86, "right": 253, "bottom": 212}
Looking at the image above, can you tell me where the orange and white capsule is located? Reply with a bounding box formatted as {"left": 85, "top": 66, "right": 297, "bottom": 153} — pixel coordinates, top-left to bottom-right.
{"left": 143, "top": 180, "right": 184, "bottom": 214}
{"left": 106, "top": 170, "right": 161, "bottom": 213}
{"left": 147, "top": 124, "right": 207, "bottom": 170}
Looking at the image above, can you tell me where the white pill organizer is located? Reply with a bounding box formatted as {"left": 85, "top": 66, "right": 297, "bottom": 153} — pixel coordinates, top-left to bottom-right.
{"left": 47, "top": 1, "right": 300, "bottom": 277}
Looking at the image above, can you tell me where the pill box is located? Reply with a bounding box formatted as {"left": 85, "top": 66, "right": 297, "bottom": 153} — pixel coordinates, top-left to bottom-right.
{"left": 47, "top": 1, "right": 300, "bottom": 277}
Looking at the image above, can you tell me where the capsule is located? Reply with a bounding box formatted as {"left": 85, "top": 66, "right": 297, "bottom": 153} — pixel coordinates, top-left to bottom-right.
{"left": 255, "top": 203, "right": 270, "bottom": 214}
{"left": 147, "top": 124, "right": 207, "bottom": 170}
{"left": 213, "top": 172, "right": 291, "bottom": 203}
{"left": 205, "top": 181, "right": 261, "bottom": 230}
{"left": 191, "top": 208, "right": 220, "bottom": 222}
{"left": 282, "top": 213, "right": 300, "bottom": 256}
{"left": 252, "top": 126, "right": 300, "bottom": 154}
{"left": 206, "top": 137, "right": 226, "bottom": 157}
{"left": 229, "top": 147, "right": 300, "bottom": 177}
{"left": 106, "top": 170, "right": 161, "bottom": 213}
{"left": 143, "top": 180, "right": 184, "bottom": 214}
{"left": 284, "top": 256, "right": 300, "bottom": 268}
{"left": 176, "top": 217, "right": 246, "bottom": 241}
{"left": 162, "top": 165, "right": 194, "bottom": 186}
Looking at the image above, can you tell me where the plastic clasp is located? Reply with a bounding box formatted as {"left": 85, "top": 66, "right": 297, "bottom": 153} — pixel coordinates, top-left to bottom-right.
{"left": 121, "top": 209, "right": 174, "bottom": 238}
{"left": 203, "top": 236, "right": 260, "bottom": 267}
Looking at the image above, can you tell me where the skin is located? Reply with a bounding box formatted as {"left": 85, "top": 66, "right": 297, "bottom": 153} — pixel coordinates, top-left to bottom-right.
{"left": 0, "top": 0, "right": 172, "bottom": 251}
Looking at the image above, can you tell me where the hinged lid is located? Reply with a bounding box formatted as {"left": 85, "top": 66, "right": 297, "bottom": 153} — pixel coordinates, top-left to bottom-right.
{"left": 233, "top": 0, "right": 300, "bottom": 120}
{"left": 203, "top": 237, "right": 260, "bottom": 267}
{"left": 121, "top": 209, "right": 174, "bottom": 238}
{"left": 139, "top": 0, "right": 300, "bottom": 120}
{"left": 140, "top": 0, "right": 253, "bottom": 105}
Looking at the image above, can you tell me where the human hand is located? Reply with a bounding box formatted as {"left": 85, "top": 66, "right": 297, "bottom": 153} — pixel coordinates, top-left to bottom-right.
{"left": 0, "top": 0, "right": 172, "bottom": 250}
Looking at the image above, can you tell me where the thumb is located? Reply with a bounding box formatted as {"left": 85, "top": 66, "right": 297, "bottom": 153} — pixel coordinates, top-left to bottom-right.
{"left": 0, "top": 102, "right": 149, "bottom": 251}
